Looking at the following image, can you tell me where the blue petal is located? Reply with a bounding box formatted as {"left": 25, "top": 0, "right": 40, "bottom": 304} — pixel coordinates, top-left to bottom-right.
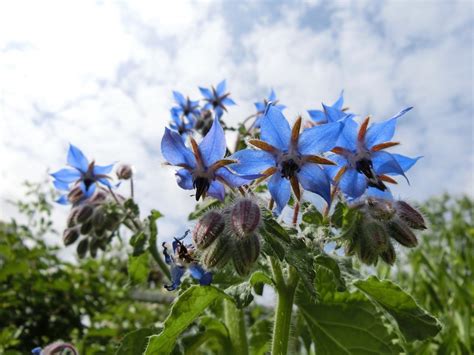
{"left": 199, "top": 272, "right": 213, "bottom": 285}
{"left": 172, "top": 91, "right": 186, "bottom": 106}
{"left": 53, "top": 179, "right": 71, "bottom": 191}
{"left": 67, "top": 144, "right": 89, "bottom": 173}
{"left": 171, "top": 108, "right": 182, "bottom": 126}
{"left": 93, "top": 164, "right": 114, "bottom": 175}
{"left": 308, "top": 109, "right": 326, "bottom": 123}
{"left": 222, "top": 97, "right": 236, "bottom": 106}
{"left": 297, "top": 163, "right": 331, "bottom": 204}
{"left": 83, "top": 182, "right": 97, "bottom": 198}
{"left": 176, "top": 169, "right": 193, "bottom": 190}
{"left": 199, "top": 116, "right": 226, "bottom": 167}
{"left": 98, "top": 177, "right": 112, "bottom": 188}
{"left": 255, "top": 102, "right": 265, "bottom": 112}
{"left": 161, "top": 128, "right": 196, "bottom": 168}
{"left": 323, "top": 103, "right": 346, "bottom": 123}
{"left": 51, "top": 168, "right": 81, "bottom": 183}
{"left": 216, "top": 80, "right": 226, "bottom": 95}
{"left": 268, "top": 173, "right": 290, "bottom": 215}
{"left": 216, "top": 167, "right": 258, "bottom": 187}
{"left": 189, "top": 264, "right": 213, "bottom": 285}
{"left": 366, "top": 187, "right": 394, "bottom": 200}
{"left": 298, "top": 121, "right": 343, "bottom": 155}
{"left": 364, "top": 107, "right": 412, "bottom": 149}
{"left": 260, "top": 106, "right": 291, "bottom": 151}
{"left": 56, "top": 195, "right": 69, "bottom": 205}
{"left": 339, "top": 169, "right": 367, "bottom": 199}
{"left": 335, "top": 116, "right": 358, "bottom": 151}
{"left": 166, "top": 265, "right": 186, "bottom": 291}
{"left": 203, "top": 102, "right": 212, "bottom": 111}
{"left": 199, "top": 87, "right": 213, "bottom": 99}
{"left": 372, "top": 151, "right": 409, "bottom": 182}
{"left": 214, "top": 106, "right": 224, "bottom": 118}
{"left": 390, "top": 154, "right": 421, "bottom": 173}
{"left": 208, "top": 180, "right": 225, "bottom": 201}
{"left": 333, "top": 90, "right": 344, "bottom": 110}
{"left": 323, "top": 154, "right": 348, "bottom": 180}
{"left": 228, "top": 149, "right": 275, "bottom": 175}
{"left": 268, "top": 89, "right": 277, "bottom": 102}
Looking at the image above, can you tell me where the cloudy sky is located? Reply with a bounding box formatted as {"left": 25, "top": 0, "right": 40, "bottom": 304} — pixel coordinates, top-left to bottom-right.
{"left": 0, "top": 0, "right": 473, "bottom": 246}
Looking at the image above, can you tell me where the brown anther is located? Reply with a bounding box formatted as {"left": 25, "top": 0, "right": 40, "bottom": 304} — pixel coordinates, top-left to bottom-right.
{"left": 358, "top": 116, "right": 370, "bottom": 142}
{"left": 371, "top": 141, "right": 400, "bottom": 152}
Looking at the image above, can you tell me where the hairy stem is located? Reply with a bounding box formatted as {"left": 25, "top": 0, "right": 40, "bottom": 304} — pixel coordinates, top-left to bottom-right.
{"left": 223, "top": 299, "right": 249, "bottom": 355}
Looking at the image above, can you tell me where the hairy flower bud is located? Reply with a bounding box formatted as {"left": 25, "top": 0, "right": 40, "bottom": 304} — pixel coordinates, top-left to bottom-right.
{"left": 192, "top": 211, "right": 225, "bottom": 249}
{"left": 230, "top": 199, "right": 261, "bottom": 238}
{"left": 89, "top": 237, "right": 100, "bottom": 258}
{"left": 89, "top": 190, "right": 108, "bottom": 204}
{"left": 104, "top": 212, "right": 122, "bottom": 231}
{"left": 363, "top": 220, "right": 390, "bottom": 254}
{"left": 116, "top": 164, "right": 133, "bottom": 180}
{"left": 77, "top": 238, "right": 89, "bottom": 258}
{"left": 76, "top": 204, "right": 94, "bottom": 223}
{"left": 388, "top": 218, "right": 418, "bottom": 248}
{"left": 380, "top": 241, "right": 396, "bottom": 265}
{"left": 67, "top": 207, "right": 80, "bottom": 227}
{"left": 63, "top": 227, "right": 80, "bottom": 246}
{"left": 68, "top": 185, "right": 84, "bottom": 204}
{"left": 80, "top": 221, "right": 93, "bottom": 235}
{"left": 91, "top": 208, "right": 106, "bottom": 228}
{"left": 366, "top": 198, "right": 396, "bottom": 221}
{"left": 202, "top": 234, "right": 232, "bottom": 268}
{"left": 395, "top": 200, "right": 426, "bottom": 230}
{"left": 233, "top": 234, "right": 260, "bottom": 276}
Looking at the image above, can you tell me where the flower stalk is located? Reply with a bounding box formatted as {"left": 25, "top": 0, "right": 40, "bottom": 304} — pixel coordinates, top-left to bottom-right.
{"left": 224, "top": 299, "right": 249, "bottom": 355}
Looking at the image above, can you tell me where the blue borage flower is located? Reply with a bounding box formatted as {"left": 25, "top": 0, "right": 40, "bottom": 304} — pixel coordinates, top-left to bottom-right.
{"left": 308, "top": 90, "right": 352, "bottom": 124}
{"left": 51, "top": 144, "right": 114, "bottom": 204}
{"left": 161, "top": 116, "right": 256, "bottom": 201}
{"left": 253, "top": 89, "right": 286, "bottom": 128}
{"left": 199, "top": 80, "right": 236, "bottom": 118}
{"left": 170, "top": 107, "right": 195, "bottom": 137}
{"left": 325, "top": 107, "right": 421, "bottom": 199}
{"left": 162, "top": 232, "right": 212, "bottom": 291}
{"left": 172, "top": 90, "right": 200, "bottom": 120}
{"left": 229, "top": 106, "right": 343, "bottom": 214}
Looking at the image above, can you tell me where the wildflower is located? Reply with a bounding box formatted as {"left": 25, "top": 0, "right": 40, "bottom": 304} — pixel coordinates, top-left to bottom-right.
{"left": 326, "top": 108, "right": 421, "bottom": 199}
{"left": 171, "top": 90, "right": 200, "bottom": 119}
{"left": 253, "top": 89, "right": 286, "bottom": 128}
{"left": 308, "top": 90, "right": 351, "bottom": 124}
{"left": 199, "top": 80, "right": 236, "bottom": 118}
{"left": 229, "top": 106, "right": 342, "bottom": 214}
{"left": 162, "top": 232, "right": 212, "bottom": 291}
{"left": 51, "top": 144, "right": 114, "bottom": 204}
{"left": 161, "top": 116, "right": 255, "bottom": 201}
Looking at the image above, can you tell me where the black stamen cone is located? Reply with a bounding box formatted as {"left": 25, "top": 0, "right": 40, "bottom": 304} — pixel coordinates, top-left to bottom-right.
{"left": 356, "top": 158, "right": 387, "bottom": 191}
{"left": 193, "top": 177, "right": 210, "bottom": 201}
{"left": 281, "top": 159, "right": 299, "bottom": 179}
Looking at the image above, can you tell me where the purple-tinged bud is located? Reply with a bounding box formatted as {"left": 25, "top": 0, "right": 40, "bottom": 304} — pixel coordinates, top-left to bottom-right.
{"left": 76, "top": 204, "right": 94, "bottom": 223}
{"left": 68, "top": 185, "right": 84, "bottom": 204}
{"left": 233, "top": 234, "right": 260, "bottom": 276}
{"left": 381, "top": 241, "right": 396, "bottom": 265}
{"left": 202, "top": 234, "right": 232, "bottom": 268}
{"left": 89, "top": 190, "right": 108, "bottom": 204}
{"left": 67, "top": 208, "right": 80, "bottom": 227}
{"left": 363, "top": 220, "right": 390, "bottom": 254}
{"left": 395, "top": 200, "right": 427, "bottom": 230}
{"left": 63, "top": 227, "right": 80, "bottom": 246}
{"left": 91, "top": 208, "right": 106, "bottom": 228}
{"left": 366, "top": 198, "right": 396, "bottom": 221}
{"left": 89, "top": 238, "right": 100, "bottom": 258}
{"left": 104, "top": 212, "right": 122, "bottom": 231}
{"left": 80, "top": 221, "right": 93, "bottom": 235}
{"left": 230, "top": 199, "right": 261, "bottom": 238}
{"left": 77, "top": 238, "right": 89, "bottom": 258}
{"left": 388, "top": 218, "right": 418, "bottom": 248}
{"left": 116, "top": 164, "right": 133, "bottom": 180}
{"left": 192, "top": 211, "right": 225, "bottom": 250}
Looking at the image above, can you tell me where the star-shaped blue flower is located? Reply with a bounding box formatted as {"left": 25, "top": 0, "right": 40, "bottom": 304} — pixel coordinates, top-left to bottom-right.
{"left": 161, "top": 116, "right": 254, "bottom": 201}
{"left": 253, "top": 89, "right": 286, "bottom": 128}
{"left": 51, "top": 144, "right": 114, "bottom": 204}
{"left": 308, "top": 90, "right": 352, "bottom": 124}
{"left": 229, "top": 106, "right": 343, "bottom": 214}
{"left": 170, "top": 107, "right": 195, "bottom": 137}
{"left": 162, "top": 233, "right": 212, "bottom": 291}
{"left": 326, "top": 107, "right": 421, "bottom": 199}
{"left": 199, "top": 80, "right": 236, "bottom": 118}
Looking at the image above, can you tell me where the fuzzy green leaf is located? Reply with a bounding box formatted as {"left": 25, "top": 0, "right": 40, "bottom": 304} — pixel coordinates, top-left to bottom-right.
{"left": 115, "top": 328, "right": 155, "bottom": 355}
{"left": 128, "top": 252, "right": 149, "bottom": 285}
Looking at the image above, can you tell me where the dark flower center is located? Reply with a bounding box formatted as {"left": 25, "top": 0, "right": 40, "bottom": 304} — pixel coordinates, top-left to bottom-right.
{"left": 212, "top": 99, "right": 220, "bottom": 108}
{"left": 280, "top": 158, "right": 300, "bottom": 179}
{"left": 355, "top": 158, "right": 387, "bottom": 191}
{"left": 83, "top": 177, "right": 95, "bottom": 189}
{"left": 193, "top": 177, "right": 211, "bottom": 201}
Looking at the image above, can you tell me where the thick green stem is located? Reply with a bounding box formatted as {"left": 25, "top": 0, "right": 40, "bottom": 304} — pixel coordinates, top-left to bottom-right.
{"left": 271, "top": 265, "right": 299, "bottom": 355}
{"left": 224, "top": 299, "right": 249, "bottom": 355}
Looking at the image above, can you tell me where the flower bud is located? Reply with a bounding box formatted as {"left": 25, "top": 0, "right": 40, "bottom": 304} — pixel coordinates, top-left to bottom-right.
{"left": 104, "top": 212, "right": 122, "bottom": 231}
{"left": 233, "top": 234, "right": 260, "bottom": 276}
{"left": 363, "top": 220, "right": 390, "bottom": 254}
{"left": 230, "top": 199, "right": 261, "bottom": 238}
{"left": 80, "top": 221, "right": 93, "bottom": 235}
{"left": 116, "top": 164, "right": 133, "bottom": 180}
{"left": 63, "top": 227, "right": 80, "bottom": 246}
{"left": 67, "top": 207, "right": 80, "bottom": 227}
{"left": 366, "top": 198, "right": 396, "bottom": 221}
{"left": 91, "top": 208, "right": 106, "bottom": 229}
{"left": 202, "top": 234, "right": 232, "bottom": 269}
{"left": 89, "top": 190, "right": 108, "bottom": 204}
{"left": 192, "top": 211, "right": 225, "bottom": 250}
{"left": 76, "top": 204, "right": 94, "bottom": 223}
{"left": 380, "top": 241, "right": 396, "bottom": 265}
{"left": 387, "top": 218, "right": 418, "bottom": 248}
{"left": 68, "top": 185, "right": 84, "bottom": 204}
{"left": 77, "top": 238, "right": 89, "bottom": 258}
{"left": 395, "top": 200, "right": 426, "bottom": 230}
{"left": 89, "top": 237, "right": 100, "bottom": 258}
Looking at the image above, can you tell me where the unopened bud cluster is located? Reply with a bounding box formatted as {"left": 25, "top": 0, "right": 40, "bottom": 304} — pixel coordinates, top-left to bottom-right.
{"left": 63, "top": 187, "right": 125, "bottom": 258}
{"left": 192, "top": 198, "right": 262, "bottom": 276}
{"left": 344, "top": 198, "right": 426, "bottom": 266}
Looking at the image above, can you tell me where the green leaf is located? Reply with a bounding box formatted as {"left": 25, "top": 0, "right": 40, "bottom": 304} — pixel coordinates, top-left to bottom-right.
{"left": 124, "top": 198, "right": 140, "bottom": 217}
{"left": 130, "top": 232, "right": 147, "bottom": 256}
{"left": 145, "top": 286, "right": 231, "bottom": 355}
{"left": 188, "top": 199, "right": 222, "bottom": 220}
{"left": 302, "top": 206, "right": 324, "bottom": 226}
{"left": 115, "top": 328, "right": 155, "bottom": 355}
{"left": 128, "top": 252, "right": 149, "bottom": 285}
{"left": 226, "top": 282, "right": 254, "bottom": 309}
{"left": 284, "top": 238, "right": 317, "bottom": 298}
{"left": 249, "top": 318, "right": 272, "bottom": 355}
{"left": 353, "top": 276, "right": 442, "bottom": 341}
{"left": 297, "top": 288, "right": 403, "bottom": 355}
{"left": 314, "top": 254, "right": 346, "bottom": 297}
{"left": 331, "top": 202, "right": 345, "bottom": 228}
{"left": 249, "top": 271, "right": 274, "bottom": 295}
